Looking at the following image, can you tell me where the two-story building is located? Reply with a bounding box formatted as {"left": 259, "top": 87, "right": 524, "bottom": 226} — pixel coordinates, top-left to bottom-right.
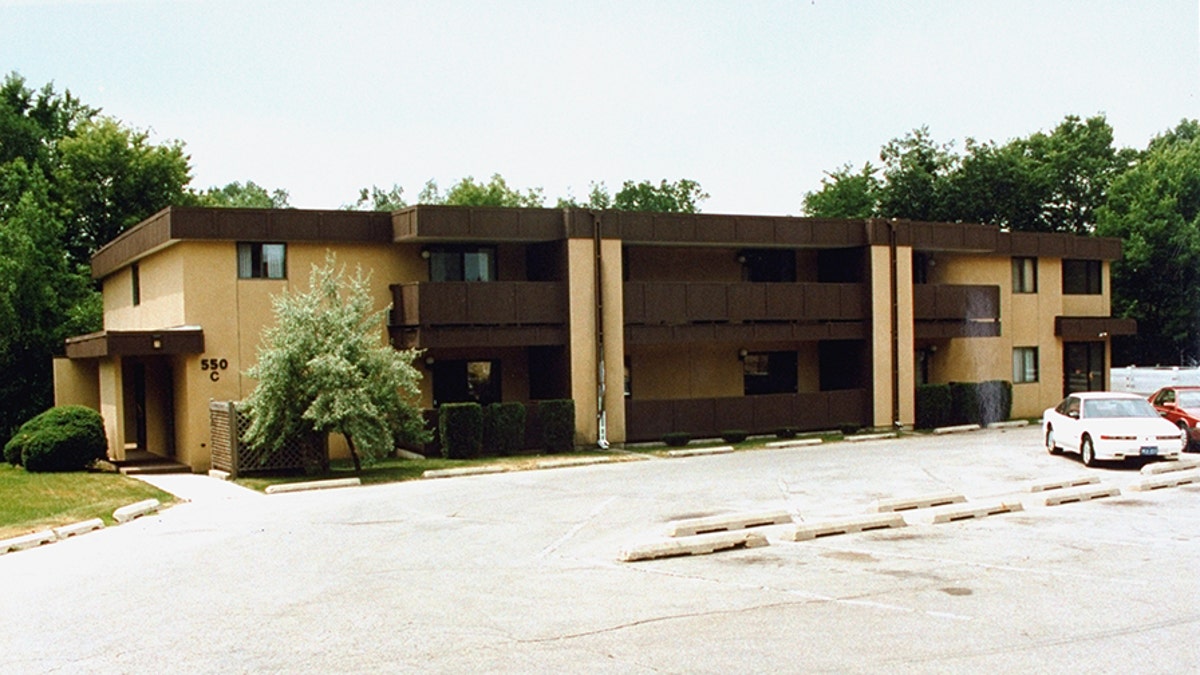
{"left": 52, "top": 205, "right": 1133, "bottom": 472}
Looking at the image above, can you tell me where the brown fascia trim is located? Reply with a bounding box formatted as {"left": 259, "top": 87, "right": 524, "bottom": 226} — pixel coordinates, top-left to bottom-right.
{"left": 877, "top": 219, "right": 1123, "bottom": 260}
{"left": 91, "top": 207, "right": 394, "bottom": 279}
{"left": 1055, "top": 316, "right": 1137, "bottom": 339}
{"left": 64, "top": 327, "right": 205, "bottom": 359}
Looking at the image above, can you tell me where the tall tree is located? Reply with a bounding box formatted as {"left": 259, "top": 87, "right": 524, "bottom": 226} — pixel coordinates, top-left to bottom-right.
{"left": 348, "top": 183, "right": 406, "bottom": 211}
{"left": 242, "top": 255, "right": 427, "bottom": 472}
{"left": 1097, "top": 119, "right": 1200, "bottom": 365}
{"left": 196, "top": 181, "right": 290, "bottom": 209}
{"left": 802, "top": 163, "right": 880, "bottom": 218}
{"left": 419, "top": 174, "right": 544, "bottom": 207}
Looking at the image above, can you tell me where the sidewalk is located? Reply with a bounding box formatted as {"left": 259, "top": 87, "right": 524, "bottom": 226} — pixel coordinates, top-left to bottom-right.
{"left": 132, "top": 473, "right": 263, "bottom": 504}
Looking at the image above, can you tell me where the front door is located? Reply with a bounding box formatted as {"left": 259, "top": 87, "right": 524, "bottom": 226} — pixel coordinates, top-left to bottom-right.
{"left": 1063, "top": 341, "right": 1105, "bottom": 396}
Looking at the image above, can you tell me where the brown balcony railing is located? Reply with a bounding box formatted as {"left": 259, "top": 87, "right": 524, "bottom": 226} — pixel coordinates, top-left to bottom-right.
{"left": 623, "top": 282, "right": 867, "bottom": 325}
{"left": 391, "top": 282, "right": 567, "bottom": 327}
{"left": 912, "top": 284, "right": 1000, "bottom": 320}
{"left": 624, "top": 390, "right": 869, "bottom": 442}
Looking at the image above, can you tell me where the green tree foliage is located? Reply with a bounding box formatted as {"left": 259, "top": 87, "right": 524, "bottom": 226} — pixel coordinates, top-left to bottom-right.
{"left": 196, "top": 181, "right": 290, "bottom": 209}
{"left": 804, "top": 115, "right": 1126, "bottom": 235}
{"left": 419, "top": 173, "right": 544, "bottom": 207}
{"left": 54, "top": 117, "right": 192, "bottom": 264}
{"left": 348, "top": 183, "right": 406, "bottom": 211}
{"left": 557, "top": 178, "right": 708, "bottom": 213}
{"left": 801, "top": 164, "right": 880, "bottom": 218}
{"left": 1097, "top": 119, "right": 1200, "bottom": 365}
{"left": 242, "top": 254, "right": 427, "bottom": 472}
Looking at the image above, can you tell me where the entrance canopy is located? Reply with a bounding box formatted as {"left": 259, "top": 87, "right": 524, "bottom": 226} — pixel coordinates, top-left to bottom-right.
{"left": 64, "top": 326, "right": 204, "bottom": 359}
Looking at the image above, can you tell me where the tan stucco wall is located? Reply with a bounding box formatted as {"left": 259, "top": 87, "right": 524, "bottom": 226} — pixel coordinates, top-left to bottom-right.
{"left": 869, "top": 245, "right": 893, "bottom": 427}
{"left": 566, "top": 238, "right": 626, "bottom": 446}
{"left": 53, "top": 358, "right": 99, "bottom": 410}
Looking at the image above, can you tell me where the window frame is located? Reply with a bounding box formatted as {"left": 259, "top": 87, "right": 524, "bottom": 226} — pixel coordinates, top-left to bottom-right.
{"left": 237, "top": 242, "right": 287, "bottom": 280}
{"left": 428, "top": 245, "right": 497, "bottom": 282}
{"left": 1012, "top": 346, "right": 1039, "bottom": 384}
{"left": 1012, "top": 257, "right": 1037, "bottom": 294}
{"left": 1062, "top": 259, "right": 1101, "bottom": 295}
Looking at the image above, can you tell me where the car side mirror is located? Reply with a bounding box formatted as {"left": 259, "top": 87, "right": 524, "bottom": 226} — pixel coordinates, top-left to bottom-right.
{"left": 1068, "top": 410, "right": 1079, "bottom": 419}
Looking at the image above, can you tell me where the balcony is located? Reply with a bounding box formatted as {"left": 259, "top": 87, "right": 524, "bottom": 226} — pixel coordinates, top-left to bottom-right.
{"left": 390, "top": 281, "right": 567, "bottom": 348}
{"left": 624, "top": 390, "right": 869, "bottom": 442}
{"left": 913, "top": 284, "right": 1000, "bottom": 338}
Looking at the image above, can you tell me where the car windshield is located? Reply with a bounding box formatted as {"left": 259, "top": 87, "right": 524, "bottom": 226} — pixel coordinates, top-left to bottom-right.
{"left": 1084, "top": 398, "right": 1158, "bottom": 419}
{"left": 1178, "top": 392, "right": 1200, "bottom": 408}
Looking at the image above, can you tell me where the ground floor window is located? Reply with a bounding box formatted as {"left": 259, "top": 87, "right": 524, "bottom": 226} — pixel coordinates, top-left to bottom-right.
{"left": 431, "top": 359, "right": 501, "bottom": 407}
{"left": 1013, "top": 347, "right": 1038, "bottom": 383}
{"left": 743, "top": 351, "right": 798, "bottom": 396}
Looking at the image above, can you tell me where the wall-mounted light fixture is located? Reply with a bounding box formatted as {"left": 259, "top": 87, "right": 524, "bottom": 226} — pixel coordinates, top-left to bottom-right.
{"left": 420, "top": 249, "right": 431, "bottom": 260}
{"left": 152, "top": 335, "right": 162, "bottom": 350}
{"left": 736, "top": 254, "right": 747, "bottom": 264}
{"left": 424, "top": 356, "right": 435, "bottom": 366}
{"left": 738, "top": 348, "right": 749, "bottom": 360}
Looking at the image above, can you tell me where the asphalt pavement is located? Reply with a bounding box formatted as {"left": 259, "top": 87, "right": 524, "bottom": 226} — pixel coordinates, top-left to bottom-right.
{"left": 3, "top": 425, "right": 1198, "bottom": 673}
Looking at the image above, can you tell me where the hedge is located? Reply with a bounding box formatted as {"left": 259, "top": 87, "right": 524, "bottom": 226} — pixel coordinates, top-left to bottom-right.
{"left": 948, "top": 380, "right": 1013, "bottom": 426}
{"left": 3, "top": 406, "right": 108, "bottom": 472}
{"left": 438, "top": 403, "right": 484, "bottom": 459}
{"left": 538, "top": 399, "right": 575, "bottom": 453}
{"left": 484, "top": 402, "right": 526, "bottom": 456}
{"left": 662, "top": 432, "right": 692, "bottom": 447}
{"left": 915, "top": 384, "right": 953, "bottom": 430}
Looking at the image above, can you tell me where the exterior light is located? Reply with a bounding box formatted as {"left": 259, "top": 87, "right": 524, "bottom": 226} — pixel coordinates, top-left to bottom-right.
{"left": 738, "top": 349, "right": 748, "bottom": 360}
{"left": 420, "top": 249, "right": 431, "bottom": 259}
{"left": 152, "top": 335, "right": 162, "bottom": 349}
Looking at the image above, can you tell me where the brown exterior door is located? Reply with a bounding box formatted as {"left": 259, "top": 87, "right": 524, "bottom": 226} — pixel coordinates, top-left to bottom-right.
{"left": 1063, "top": 341, "right": 1105, "bottom": 396}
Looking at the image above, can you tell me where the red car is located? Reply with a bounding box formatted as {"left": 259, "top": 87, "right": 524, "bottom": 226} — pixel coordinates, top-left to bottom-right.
{"left": 1148, "top": 386, "right": 1200, "bottom": 452}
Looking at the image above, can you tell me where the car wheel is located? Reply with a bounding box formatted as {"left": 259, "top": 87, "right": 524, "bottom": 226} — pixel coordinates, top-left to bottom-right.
{"left": 1081, "top": 435, "right": 1097, "bottom": 467}
{"left": 1046, "top": 427, "right": 1062, "bottom": 455}
{"left": 1177, "top": 422, "right": 1194, "bottom": 453}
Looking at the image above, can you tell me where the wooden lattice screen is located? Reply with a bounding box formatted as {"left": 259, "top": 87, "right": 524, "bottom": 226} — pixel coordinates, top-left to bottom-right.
{"left": 209, "top": 400, "right": 327, "bottom": 478}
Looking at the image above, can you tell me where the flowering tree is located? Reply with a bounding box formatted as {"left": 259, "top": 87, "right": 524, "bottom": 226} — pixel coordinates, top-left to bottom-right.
{"left": 242, "top": 254, "right": 427, "bottom": 472}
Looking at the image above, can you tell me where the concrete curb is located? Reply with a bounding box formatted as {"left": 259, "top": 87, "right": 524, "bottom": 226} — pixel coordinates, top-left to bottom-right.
{"left": 619, "top": 531, "right": 768, "bottom": 562}
{"left": 873, "top": 492, "right": 965, "bottom": 513}
{"left": 53, "top": 518, "right": 105, "bottom": 539}
{"left": 764, "top": 438, "right": 823, "bottom": 449}
{"left": 537, "top": 456, "right": 624, "bottom": 469}
{"left": 932, "top": 424, "right": 981, "bottom": 435}
{"left": 987, "top": 420, "right": 1030, "bottom": 429}
{"left": 843, "top": 432, "right": 898, "bottom": 443}
{"left": 264, "top": 478, "right": 362, "bottom": 494}
{"left": 395, "top": 449, "right": 426, "bottom": 460}
{"left": 0, "top": 530, "right": 56, "bottom": 554}
{"left": 925, "top": 500, "right": 1023, "bottom": 524}
{"left": 1041, "top": 484, "right": 1120, "bottom": 506}
{"left": 780, "top": 513, "right": 906, "bottom": 541}
{"left": 1126, "top": 471, "right": 1200, "bottom": 492}
{"left": 665, "top": 445, "right": 735, "bottom": 458}
{"left": 1027, "top": 475, "right": 1099, "bottom": 493}
{"left": 667, "top": 510, "right": 793, "bottom": 537}
{"left": 113, "top": 499, "right": 161, "bottom": 523}
{"left": 1141, "top": 457, "right": 1200, "bottom": 475}
{"left": 422, "top": 466, "right": 508, "bottom": 479}
{"left": 207, "top": 469, "right": 231, "bottom": 481}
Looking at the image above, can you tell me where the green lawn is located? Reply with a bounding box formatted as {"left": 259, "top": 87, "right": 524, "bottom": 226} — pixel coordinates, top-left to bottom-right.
{"left": 0, "top": 464, "right": 174, "bottom": 539}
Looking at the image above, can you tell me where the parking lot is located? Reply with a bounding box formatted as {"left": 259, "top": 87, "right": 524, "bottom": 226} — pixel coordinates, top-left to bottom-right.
{"left": 3, "top": 424, "right": 1199, "bottom": 673}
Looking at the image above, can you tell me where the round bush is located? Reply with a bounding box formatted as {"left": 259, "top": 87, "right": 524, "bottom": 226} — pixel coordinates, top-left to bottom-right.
{"left": 720, "top": 429, "right": 749, "bottom": 444}
{"left": 11, "top": 406, "right": 107, "bottom": 472}
{"left": 662, "top": 432, "right": 692, "bottom": 447}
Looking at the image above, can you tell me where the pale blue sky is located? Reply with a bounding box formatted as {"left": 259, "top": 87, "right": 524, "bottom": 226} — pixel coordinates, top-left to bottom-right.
{"left": 3, "top": 0, "right": 1197, "bottom": 215}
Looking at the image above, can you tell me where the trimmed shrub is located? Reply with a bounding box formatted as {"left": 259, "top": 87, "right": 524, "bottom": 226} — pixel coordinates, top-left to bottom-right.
{"left": 720, "top": 429, "right": 749, "bottom": 444}
{"left": 538, "top": 399, "right": 575, "bottom": 453}
{"left": 662, "top": 432, "right": 692, "bottom": 447}
{"left": 950, "top": 380, "right": 1013, "bottom": 426}
{"left": 7, "top": 406, "right": 107, "bottom": 472}
{"left": 774, "top": 427, "right": 798, "bottom": 439}
{"left": 438, "top": 403, "right": 483, "bottom": 459}
{"left": 838, "top": 424, "right": 862, "bottom": 436}
{"left": 915, "top": 383, "right": 953, "bottom": 429}
{"left": 484, "top": 402, "right": 526, "bottom": 456}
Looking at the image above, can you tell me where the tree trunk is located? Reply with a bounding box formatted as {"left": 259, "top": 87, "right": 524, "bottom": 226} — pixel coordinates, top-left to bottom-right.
{"left": 345, "top": 435, "right": 363, "bottom": 473}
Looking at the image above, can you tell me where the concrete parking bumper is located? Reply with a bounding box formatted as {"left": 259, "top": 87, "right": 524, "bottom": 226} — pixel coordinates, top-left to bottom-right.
{"left": 780, "top": 513, "right": 906, "bottom": 541}
{"left": 666, "top": 510, "right": 793, "bottom": 537}
{"left": 619, "top": 530, "right": 769, "bottom": 562}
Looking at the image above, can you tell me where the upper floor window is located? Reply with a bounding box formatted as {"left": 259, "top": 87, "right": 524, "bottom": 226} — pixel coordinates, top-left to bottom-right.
{"left": 739, "top": 249, "right": 796, "bottom": 283}
{"left": 238, "top": 243, "right": 286, "bottom": 279}
{"left": 131, "top": 263, "right": 141, "bottom": 306}
{"left": 429, "top": 246, "right": 495, "bottom": 282}
{"left": 1012, "top": 257, "right": 1037, "bottom": 293}
{"left": 1062, "top": 259, "right": 1101, "bottom": 295}
{"left": 743, "top": 350, "right": 798, "bottom": 396}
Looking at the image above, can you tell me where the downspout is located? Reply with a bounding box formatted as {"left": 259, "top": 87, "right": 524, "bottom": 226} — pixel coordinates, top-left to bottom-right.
{"left": 592, "top": 210, "right": 609, "bottom": 449}
{"left": 888, "top": 220, "right": 901, "bottom": 428}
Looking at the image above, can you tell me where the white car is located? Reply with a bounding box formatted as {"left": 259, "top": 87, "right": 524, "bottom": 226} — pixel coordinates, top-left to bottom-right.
{"left": 1043, "top": 392, "right": 1183, "bottom": 466}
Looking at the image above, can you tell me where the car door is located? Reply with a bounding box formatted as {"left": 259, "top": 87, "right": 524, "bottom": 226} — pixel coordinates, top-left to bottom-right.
{"left": 1152, "top": 388, "right": 1181, "bottom": 425}
{"left": 1054, "top": 396, "right": 1084, "bottom": 452}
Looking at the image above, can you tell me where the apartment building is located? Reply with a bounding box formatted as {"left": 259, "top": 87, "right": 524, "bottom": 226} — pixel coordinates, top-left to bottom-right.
{"left": 53, "top": 205, "right": 1133, "bottom": 472}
